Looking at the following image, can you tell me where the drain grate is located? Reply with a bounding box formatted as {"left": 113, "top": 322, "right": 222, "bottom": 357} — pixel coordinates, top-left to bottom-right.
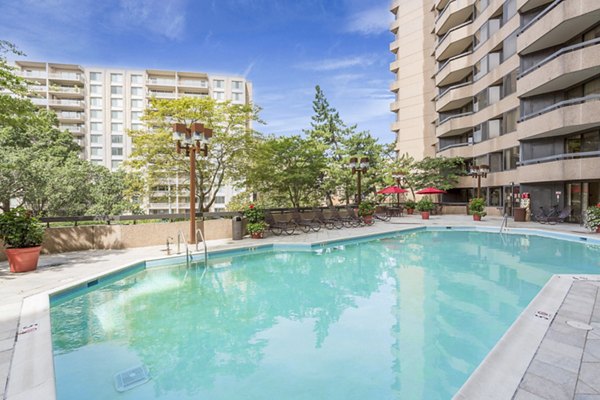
{"left": 114, "top": 364, "right": 150, "bottom": 392}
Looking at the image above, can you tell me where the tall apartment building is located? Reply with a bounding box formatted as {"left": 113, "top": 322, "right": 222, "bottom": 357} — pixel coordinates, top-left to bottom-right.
{"left": 390, "top": 0, "right": 600, "bottom": 221}
{"left": 14, "top": 61, "right": 252, "bottom": 213}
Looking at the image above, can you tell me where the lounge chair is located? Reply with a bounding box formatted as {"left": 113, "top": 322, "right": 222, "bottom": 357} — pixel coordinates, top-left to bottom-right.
{"left": 540, "top": 206, "right": 571, "bottom": 225}
{"left": 333, "top": 207, "right": 359, "bottom": 228}
{"left": 265, "top": 212, "right": 297, "bottom": 236}
{"left": 313, "top": 208, "right": 343, "bottom": 230}
{"left": 374, "top": 206, "right": 391, "bottom": 222}
{"left": 345, "top": 206, "right": 371, "bottom": 226}
{"left": 291, "top": 210, "right": 321, "bottom": 233}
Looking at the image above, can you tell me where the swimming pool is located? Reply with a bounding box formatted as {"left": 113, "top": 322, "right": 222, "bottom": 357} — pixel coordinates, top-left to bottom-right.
{"left": 50, "top": 229, "right": 600, "bottom": 399}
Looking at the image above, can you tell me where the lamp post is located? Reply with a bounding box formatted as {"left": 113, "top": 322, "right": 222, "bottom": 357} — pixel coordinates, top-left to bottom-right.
{"left": 172, "top": 122, "right": 213, "bottom": 244}
{"left": 469, "top": 164, "right": 489, "bottom": 198}
{"left": 349, "top": 157, "right": 369, "bottom": 206}
{"left": 392, "top": 171, "right": 405, "bottom": 208}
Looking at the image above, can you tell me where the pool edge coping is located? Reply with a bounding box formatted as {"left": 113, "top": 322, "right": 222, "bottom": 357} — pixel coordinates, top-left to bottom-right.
{"left": 6, "top": 226, "right": 600, "bottom": 400}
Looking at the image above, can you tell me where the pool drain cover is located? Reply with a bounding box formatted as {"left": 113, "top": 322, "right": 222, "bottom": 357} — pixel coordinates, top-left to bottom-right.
{"left": 114, "top": 364, "right": 150, "bottom": 392}
{"left": 566, "top": 320, "right": 594, "bottom": 331}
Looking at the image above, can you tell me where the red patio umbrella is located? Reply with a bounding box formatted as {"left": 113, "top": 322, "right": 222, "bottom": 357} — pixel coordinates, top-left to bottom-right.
{"left": 416, "top": 187, "right": 446, "bottom": 194}
{"left": 377, "top": 185, "right": 409, "bottom": 208}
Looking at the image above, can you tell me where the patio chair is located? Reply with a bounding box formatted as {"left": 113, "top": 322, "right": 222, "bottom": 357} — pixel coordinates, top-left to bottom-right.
{"left": 334, "top": 207, "right": 360, "bottom": 228}
{"left": 291, "top": 210, "right": 322, "bottom": 233}
{"left": 541, "top": 206, "right": 571, "bottom": 225}
{"left": 374, "top": 206, "right": 391, "bottom": 222}
{"left": 265, "top": 212, "right": 297, "bottom": 236}
{"left": 313, "top": 208, "right": 343, "bottom": 230}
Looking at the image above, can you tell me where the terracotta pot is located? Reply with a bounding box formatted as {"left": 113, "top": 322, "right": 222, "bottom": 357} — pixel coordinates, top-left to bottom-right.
{"left": 6, "top": 246, "right": 41, "bottom": 273}
{"left": 596, "top": 226, "right": 600, "bottom": 234}
{"left": 362, "top": 215, "right": 373, "bottom": 225}
{"left": 473, "top": 214, "right": 481, "bottom": 221}
{"left": 421, "top": 211, "right": 430, "bottom": 220}
{"left": 251, "top": 231, "right": 264, "bottom": 239}
{"left": 407, "top": 208, "right": 414, "bottom": 215}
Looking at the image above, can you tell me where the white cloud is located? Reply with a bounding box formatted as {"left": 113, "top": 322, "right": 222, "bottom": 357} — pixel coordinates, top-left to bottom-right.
{"left": 112, "top": 0, "right": 188, "bottom": 40}
{"left": 297, "top": 56, "right": 375, "bottom": 71}
{"left": 345, "top": 5, "right": 393, "bottom": 36}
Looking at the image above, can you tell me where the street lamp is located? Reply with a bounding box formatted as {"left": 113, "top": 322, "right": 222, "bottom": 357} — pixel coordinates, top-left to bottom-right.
{"left": 172, "top": 122, "right": 213, "bottom": 244}
{"left": 469, "top": 164, "right": 489, "bottom": 198}
{"left": 392, "top": 171, "right": 405, "bottom": 208}
{"left": 349, "top": 157, "right": 369, "bottom": 206}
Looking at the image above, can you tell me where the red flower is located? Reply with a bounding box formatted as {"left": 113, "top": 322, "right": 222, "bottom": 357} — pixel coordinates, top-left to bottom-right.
{"left": 597, "top": 203, "right": 600, "bottom": 208}
{"left": 249, "top": 204, "right": 255, "bottom": 209}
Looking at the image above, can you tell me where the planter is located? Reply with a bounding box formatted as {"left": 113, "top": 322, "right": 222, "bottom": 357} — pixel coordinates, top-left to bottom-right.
{"left": 473, "top": 214, "right": 481, "bottom": 221}
{"left": 6, "top": 246, "right": 42, "bottom": 273}
{"left": 596, "top": 226, "right": 600, "bottom": 234}
{"left": 407, "top": 208, "right": 414, "bottom": 215}
{"left": 362, "top": 215, "right": 373, "bottom": 225}
{"left": 250, "top": 231, "right": 264, "bottom": 239}
{"left": 421, "top": 212, "right": 430, "bottom": 220}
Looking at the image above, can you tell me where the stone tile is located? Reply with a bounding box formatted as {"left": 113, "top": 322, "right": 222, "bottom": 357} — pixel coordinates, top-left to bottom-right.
{"left": 0, "top": 336, "right": 14, "bottom": 353}
{"left": 576, "top": 380, "right": 600, "bottom": 395}
{"left": 520, "top": 370, "right": 577, "bottom": 400}
{"left": 583, "top": 340, "right": 600, "bottom": 362}
{"left": 529, "top": 359, "right": 579, "bottom": 386}
{"left": 574, "top": 395, "right": 600, "bottom": 400}
{"left": 513, "top": 388, "right": 548, "bottom": 400}
{"left": 579, "top": 362, "right": 600, "bottom": 393}
{"left": 545, "top": 322, "right": 589, "bottom": 349}
{"left": 537, "top": 339, "right": 584, "bottom": 374}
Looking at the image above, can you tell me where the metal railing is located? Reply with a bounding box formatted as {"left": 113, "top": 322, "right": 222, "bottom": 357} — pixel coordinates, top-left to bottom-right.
{"left": 196, "top": 228, "right": 208, "bottom": 268}
{"left": 435, "top": 50, "right": 473, "bottom": 76}
{"left": 436, "top": 20, "right": 473, "bottom": 48}
{"left": 437, "top": 110, "right": 474, "bottom": 126}
{"left": 519, "top": 94, "right": 600, "bottom": 122}
{"left": 176, "top": 230, "right": 191, "bottom": 268}
{"left": 518, "top": 37, "right": 600, "bottom": 79}
{"left": 435, "top": 80, "right": 472, "bottom": 101}
{"left": 517, "top": 0, "right": 562, "bottom": 36}
{"left": 518, "top": 150, "right": 600, "bottom": 166}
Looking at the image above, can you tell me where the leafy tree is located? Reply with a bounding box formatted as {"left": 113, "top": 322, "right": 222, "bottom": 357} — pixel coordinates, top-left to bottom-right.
{"left": 244, "top": 135, "right": 326, "bottom": 208}
{"left": 304, "top": 86, "right": 388, "bottom": 205}
{"left": 412, "top": 156, "right": 466, "bottom": 191}
{"left": 126, "top": 97, "right": 261, "bottom": 211}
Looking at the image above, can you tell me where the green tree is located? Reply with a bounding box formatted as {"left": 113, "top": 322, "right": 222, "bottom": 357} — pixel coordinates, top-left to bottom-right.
{"left": 412, "top": 156, "right": 466, "bottom": 191}
{"left": 244, "top": 135, "right": 326, "bottom": 208}
{"left": 127, "top": 97, "right": 261, "bottom": 211}
{"left": 304, "top": 86, "right": 388, "bottom": 205}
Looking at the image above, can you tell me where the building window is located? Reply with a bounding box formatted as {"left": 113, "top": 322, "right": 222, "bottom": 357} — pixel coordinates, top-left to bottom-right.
{"left": 503, "top": 147, "right": 519, "bottom": 170}
{"left": 90, "top": 135, "right": 102, "bottom": 144}
{"left": 110, "top": 73, "right": 123, "bottom": 83}
{"left": 213, "top": 91, "right": 225, "bottom": 101}
{"left": 131, "top": 123, "right": 143, "bottom": 130}
{"left": 131, "top": 111, "right": 142, "bottom": 121}
{"left": 213, "top": 79, "right": 225, "bottom": 89}
{"left": 111, "top": 135, "right": 123, "bottom": 144}
{"left": 111, "top": 86, "right": 123, "bottom": 95}
{"left": 232, "top": 92, "right": 243, "bottom": 102}
{"left": 90, "top": 110, "right": 102, "bottom": 119}
{"left": 111, "top": 160, "right": 122, "bottom": 170}
{"left": 111, "top": 98, "right": 123, "bottom": 108}
{"left": 131, "top": 87, "right": 143, "bottom": 96}
{"left": 502, "top": 108, "right": 518, "bottom": 134}
{"left": 232, "top": 81, "right": 243, "bottom": 90}
{"left": 91, "top": 159, "right": 103, "bottom": 165}
{"left": 111, "top": 110, "right": 123, "bottom": 120}
{"left": 215, "top": 196, "right": 226, "bottom": 204}
{"left": 90, "top": 122, "right": 103, "bottom": 132}
{"left": 131, "top": 75, "right": 143, "bottom": 84}
{"left": 111, "top": 123, "right": 123, "bottom": 132}
{"left": 131, "top": 99, "right": 143, "bottom": 108}
{"left": 90, "top": 85, "right": 102, "bottom": 94}
{"left": 90, "top": 97, "right": 102, "bottom": 107}
{"left": 91, "top": 147, "right": 103, "bottom": 156}
{"left": 90, "top": 72, "right": 102, "bottom": 81}
{"left": 111, "top": 147, "right": 123, "bottom": 156}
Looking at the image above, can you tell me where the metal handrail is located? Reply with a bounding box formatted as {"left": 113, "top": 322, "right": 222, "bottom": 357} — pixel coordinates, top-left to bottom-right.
{"left": 437, "top": 110, "right": 474, "bottom": 126}
{"left": 519, "top": 94, "right": 600, "bottom": 122}
{"left": 177, "top": 230, "right": 191, "bottom": 268}
{"left": 500, "top": 213, "right": 509, "bottom": 233}
{"left": 437, "top": 142, "right": 471, "bottom": 152}
{"left": 436, "top": 20, "right": 473, "bottom": 48}
{"left": 517, "top": 0, "right": 562, "bottom": 36}
{"left": 435, "top": 80, "right": 472, "bottom": 101}
{"left": 435, "top": 0, "right": 454, "bottom": 23}
{"left": 435, "top": 50, "right": 473, "bottom": 77}
{"left": 196, "top": 228, "right": 208, "bottom": 268}
{"left": 518, "top": 37, "right": 600, "bottom": 78}
{"left": 518, "top": 150, "right": 600, "bottom": 166}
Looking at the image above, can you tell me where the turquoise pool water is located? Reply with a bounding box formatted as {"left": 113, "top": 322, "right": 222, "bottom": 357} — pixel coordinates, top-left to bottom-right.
{"left": 51, "top": 230, "right": 600, "bottom": 399}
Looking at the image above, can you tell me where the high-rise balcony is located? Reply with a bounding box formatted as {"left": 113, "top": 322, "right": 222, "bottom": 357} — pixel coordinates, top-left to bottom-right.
{"left": 178, "top": 79, "right": 209, "bottom": 89}
{"left": 518, "top": 95, "right": 600, "bottom": 140}
{"left": 518, "top": 38, "right": 600, "bottom": 97}
{"left": 435, "top": 21, "right": 473, "bottom": 62}
{"left": 57, "top": 112, "right": 84, "bottom": 122}
{"left": 435, "top": 51, "right": 472, "bottom": 87}
{"left": 435, "top": 81, "right": 473, "bottom": 112}
{"left": 49, "top": 86, "right": 85, "bottom": 98}
{"left": 435, "top": 0, "right": 476, "bottom": 36}
{"left": 518, "top": 156, "right": 600, "bottom": 183}
{"left": 147, "top": 78, "right": 176, "bottom": 87}
{"left": 48, "top": 72, "right": 84, "bottom": 84}
{"left": 436, "top": 112, "right": 474, "bottom": 137}
{"left": 518, "top": 0, "right": 600, "bottom": 55}
{"left": 30, "top": 97, "right": 48, "bottom": 106}
{"left": 147, "top": 90, "right": 177, "bottom": 99}
{"left": 59, "top": 125, "right": 85, "bottom": 135}
{"left": 48, "top": 99, "right": 85, "bottom": 109}
{"left": 18, "top": 70, "right": 47, "bottom": 81}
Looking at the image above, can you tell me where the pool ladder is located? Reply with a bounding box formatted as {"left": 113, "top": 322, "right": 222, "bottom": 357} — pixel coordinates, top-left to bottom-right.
{"left": 499, "top": 213, "right": 509, "bottom": 234}
{"left": 196, "top": 228, "right": 208, "bottom": 268}
{"left": 176, "top": 230, "right": 192, "bottom": 268}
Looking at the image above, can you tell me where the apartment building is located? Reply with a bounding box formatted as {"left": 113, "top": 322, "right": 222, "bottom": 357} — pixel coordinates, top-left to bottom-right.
{"left": 390, "top": 0, "right": 600, "bottom": 221}
{"left": 14, "top": 61, "right": 252, "bottom": 214}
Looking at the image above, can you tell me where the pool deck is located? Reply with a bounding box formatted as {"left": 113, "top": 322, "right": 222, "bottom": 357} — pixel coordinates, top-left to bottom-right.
{"left": 1, "top": 214, "right": 599, "bottom": 400}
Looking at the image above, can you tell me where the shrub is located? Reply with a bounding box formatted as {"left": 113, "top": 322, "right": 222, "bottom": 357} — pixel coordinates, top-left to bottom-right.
{"left": 583, "top": 203, "right": 600, "bottom": 231}
{"left": 247, "top": 221, "right": 268, "bottom": 234}
{"left": 0, "top": 207, "right": 45, "bottom": 248}
{"left": 405, "top": 199, "right": 416, "bottom": 209}
{"left": 469, "top": 198, "right": 487, "bottom": 217}
{"left": 416, "top": 197, "right": 434, "bottom": 212}
{"left": 244, "top": 204, "right": 264, "bottom": 224}
{"left": 358, "top": 200, "right": 376, "bottom": 217}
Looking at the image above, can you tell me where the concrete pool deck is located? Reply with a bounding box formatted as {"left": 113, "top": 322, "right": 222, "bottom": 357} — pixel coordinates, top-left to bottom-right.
{"left": 1, "top": 214, "right": 599, "bottom": 399}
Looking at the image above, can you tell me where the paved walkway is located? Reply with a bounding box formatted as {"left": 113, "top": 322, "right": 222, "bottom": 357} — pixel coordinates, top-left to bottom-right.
{"left": 0, "top": 214, "right": 597, "bottom": 399}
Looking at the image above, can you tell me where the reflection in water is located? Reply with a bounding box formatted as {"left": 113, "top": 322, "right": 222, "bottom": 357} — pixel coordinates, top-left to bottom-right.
{"left": 51, "top": 231, "right": 600, "bottom": 400}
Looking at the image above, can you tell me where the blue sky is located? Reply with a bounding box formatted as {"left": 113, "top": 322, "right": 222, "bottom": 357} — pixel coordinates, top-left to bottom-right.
{"left": 0, "top": 0, "right": 395, "bottom": 143}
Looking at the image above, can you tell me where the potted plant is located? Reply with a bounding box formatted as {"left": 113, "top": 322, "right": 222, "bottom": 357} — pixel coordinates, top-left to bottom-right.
{"left": 0, "top": 207, "right": 45, "bottom": 273}
{"left": 405, "top": 199, "right": 416, "bottom": 215}
{"left": 244, "top": 204, "right": 266, "bottom": 239}
{"left": 358, "top": 200, "right": 376, "bottom": 224}
{"left": 416, "top": 197, "right": 434, "bottom": 220}
{"left": 469, "top": 198, "right": 487, "bottom": 221}
{"left": 583, "top": 203, "right": 600, "bottom": 233}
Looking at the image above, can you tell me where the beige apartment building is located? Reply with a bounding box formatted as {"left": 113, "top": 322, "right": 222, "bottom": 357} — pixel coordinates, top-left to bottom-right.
{"left": 390, "top": 0, "right": 600, "bottom": 221}
{"left": 14, "top": 61, "right": 252, "bottom": 214}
